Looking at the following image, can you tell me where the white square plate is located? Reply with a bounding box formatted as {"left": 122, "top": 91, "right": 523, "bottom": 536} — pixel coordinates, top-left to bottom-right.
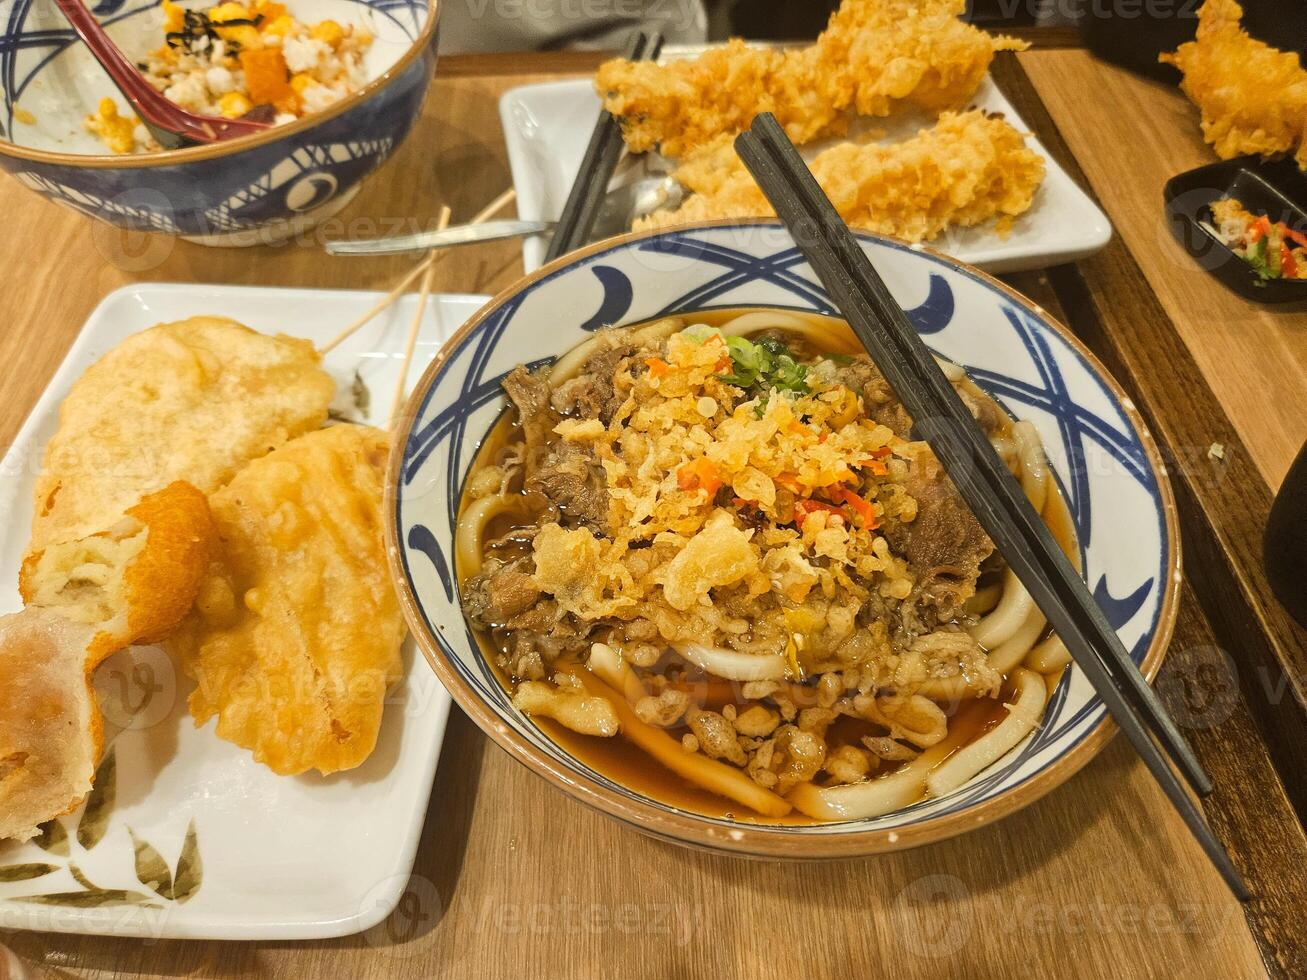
{"left": 501, "top": 75, "right": 1112, "bottom": 274}
{"left": 0, "top": 283, "right": 488, "bottom": 940}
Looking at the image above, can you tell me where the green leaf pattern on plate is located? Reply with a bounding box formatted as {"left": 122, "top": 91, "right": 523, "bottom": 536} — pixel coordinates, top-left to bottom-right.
{"left": 16, "top": 890, "right": 161, "bottom": 909}
{"left": 68, "top": 863, "right": 97, "bottom": 891}
{"left": 0, "top": 864, "right": 58, "bottom": 882}
{"left": 76, "top": 748, "right": 116, "bottom": 850}
{"left": 16, "top": 864, "right": 162, "bottom": 909}
{"left": 2, "top": 747, "right": 202, "bottom": 908}
{"left": 171, "top": 821, "right": 203, "bottom": 905}
{"left": 129, "top": 830, "right": 174, "bottom": 900}
{"left": 32, "top": 820, "right": 69, "bottom": 856}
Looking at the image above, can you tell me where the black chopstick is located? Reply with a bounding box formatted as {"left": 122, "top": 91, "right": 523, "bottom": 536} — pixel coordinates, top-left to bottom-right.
{"left": 543, "top": 30, "right": 664, "bottom": 263}
{"left": 735, "top": 113, "right": 1250, "bottom": 902}
{"left": 739, "top": 114, "right": 1211, "bottom": 800}
{"left": 735, "top": 113, "right": 1210, "bottom": 792}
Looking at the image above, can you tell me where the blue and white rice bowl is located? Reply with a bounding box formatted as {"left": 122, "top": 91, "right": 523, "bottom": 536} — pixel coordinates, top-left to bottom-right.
{"left": 0, "top": 0, "right": 437, "bottom": 243}
{"left": 388, "top": 222, "right": 1180, "bottom": 856}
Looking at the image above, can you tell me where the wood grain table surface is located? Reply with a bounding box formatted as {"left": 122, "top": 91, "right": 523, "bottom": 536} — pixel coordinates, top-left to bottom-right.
{"left": 1021, "top": 50, "right": 1307, "bottom": 493}
{"left": 0, "top": 41, "right": 1304, "bottom": 980}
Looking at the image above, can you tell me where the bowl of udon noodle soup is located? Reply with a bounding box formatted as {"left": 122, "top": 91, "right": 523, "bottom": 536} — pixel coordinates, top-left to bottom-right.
{"left": 389, "top": 223, "right": 1179, "bottom": 857}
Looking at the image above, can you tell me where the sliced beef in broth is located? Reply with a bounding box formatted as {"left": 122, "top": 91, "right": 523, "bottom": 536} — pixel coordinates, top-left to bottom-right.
{"left": 884, "top": 445, "right": 995, "bottom": 633}
{"left": 463, "top": 556, "right": 543, "bottom": 629}
{"left": 502, "top": 366, "right": 555, "bottom": 472}
{"left": 551, "top": 342, "right": 637, "bottom": 424}
{"left": 527, "top": 441, "right": 609, "bottom": 530}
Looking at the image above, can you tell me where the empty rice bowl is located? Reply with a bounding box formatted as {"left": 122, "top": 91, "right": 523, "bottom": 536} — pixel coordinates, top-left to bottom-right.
{"left": 0, "top": 0, "right": 438, "bottom": 242}
{"left": 388, "top": 222, "right": 1180, "bottom": 857}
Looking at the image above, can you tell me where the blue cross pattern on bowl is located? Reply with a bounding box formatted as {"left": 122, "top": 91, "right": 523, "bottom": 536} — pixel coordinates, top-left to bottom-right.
{"left": 391, "top": 223, "right": 1180, "bottom": 850}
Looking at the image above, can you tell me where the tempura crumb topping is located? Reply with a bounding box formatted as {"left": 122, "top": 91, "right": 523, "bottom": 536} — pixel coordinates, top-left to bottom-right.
{"left": 528, "top": 327, "right": 919, "bottom": 644}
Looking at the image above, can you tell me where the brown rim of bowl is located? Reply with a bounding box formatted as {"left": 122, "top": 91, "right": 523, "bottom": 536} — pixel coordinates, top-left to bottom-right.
{"left": 0, "top": 0, "right": 439, "bottom": 170}
{"left": 384, "top": 219, "right": 1182, "bottom": 858}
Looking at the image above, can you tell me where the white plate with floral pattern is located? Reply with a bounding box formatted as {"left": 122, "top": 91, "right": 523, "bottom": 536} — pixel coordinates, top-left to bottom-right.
{"left": 0, "top": 283, "right": 482, "bottom": 939}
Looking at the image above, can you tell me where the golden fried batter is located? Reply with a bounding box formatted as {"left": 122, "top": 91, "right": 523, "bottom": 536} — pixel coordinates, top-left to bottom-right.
{"left": 22, "top": 481, "right": 218, "bottom": 663}
{"left": 30, "top": 316, "right": 336, "bottom": 555}
{"left": 2, "top": 483, "right": 217, "bottom": 841}
{"left": 596, "top": 0, "right": 1026, "bottom": 157}
{"left": 0, "top": 608, "right": 99, "bottom": 842}
{"left": 637, "top": 109, "right": 1046, "bottom": 242}
{"left": 1161, "top": 0, "right": 1307, "bottom": 169}
{"left": 170, "top": 424, "right": 406, "bottom": 777}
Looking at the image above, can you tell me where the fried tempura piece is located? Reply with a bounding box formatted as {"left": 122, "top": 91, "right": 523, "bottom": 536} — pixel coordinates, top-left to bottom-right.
{"left": 170, "top": 424, "right": 406, "bottom": 777}
{"left": 0, "top": 608, "right": 98, "bottom": 842}
{"left": 596, "top": 0, "right": 1027, "bottom": 157}
{"left": 1161, "top": 0, "right": 1307, "bottom": 169}
{"left": 30, "top": 316, "right": 336, "bottom": 555}
{"left": 1, "top": 483, "right": 217, "bottom": 841}
{"left": 21, "top": 482, "right": 218, "bottom": 662}
{"left": 637, "top": 109, "right": 1046, "bottom": 242}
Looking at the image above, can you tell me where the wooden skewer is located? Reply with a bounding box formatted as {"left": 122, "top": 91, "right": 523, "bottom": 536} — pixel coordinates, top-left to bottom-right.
{"left": 389, "top": 205, "right": 452, "bottom": 430}
{"left": 320, "top": 188, "right": 518, "bottom": 356}
{"left": 321, "top": 261, "right": 434, "bottom": 354}
{"left": 470, "top": 187, "right": 516, "bottom": 226}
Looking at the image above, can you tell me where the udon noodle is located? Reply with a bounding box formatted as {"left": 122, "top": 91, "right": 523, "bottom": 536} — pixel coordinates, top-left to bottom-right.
{"left": 457, "top": 310, "right": 1077, "bottom": 823}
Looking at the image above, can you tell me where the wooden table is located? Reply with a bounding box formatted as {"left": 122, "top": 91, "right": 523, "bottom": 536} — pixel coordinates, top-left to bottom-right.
{"left": 2, "top": 39, "right": 1306, "bottom": 980}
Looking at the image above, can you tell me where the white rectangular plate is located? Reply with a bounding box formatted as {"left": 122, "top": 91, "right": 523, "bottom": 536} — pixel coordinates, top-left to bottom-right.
{"left": 0, "top": 283, "right": 488, "bottom": 940}
{"left": 501, "top": 75, "right": 1112, "bottom": 274}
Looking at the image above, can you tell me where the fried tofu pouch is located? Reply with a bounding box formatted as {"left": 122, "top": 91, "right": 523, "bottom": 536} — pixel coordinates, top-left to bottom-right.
{"left": 22, "top": 481, "right": 219, "bottom": 662}
{"left": 30, "top": 315, "right": 336, "bottom": 555}
{"left": 169, "top": 425, "right": 406, "bottom": 777}
{"left": 1, "top": 482, "right": 217, "bottom": 841}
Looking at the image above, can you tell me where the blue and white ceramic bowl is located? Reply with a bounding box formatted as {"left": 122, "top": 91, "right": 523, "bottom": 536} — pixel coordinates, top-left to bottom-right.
{"left": 0, "top": 0, "right": 437, "bottom": 243}
{"left": 388, "top": 223, "right": 1181, "bottom": 857}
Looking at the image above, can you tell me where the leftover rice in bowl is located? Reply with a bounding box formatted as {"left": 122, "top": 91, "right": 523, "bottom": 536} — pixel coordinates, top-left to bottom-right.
{"left": 85, "top": 0, "right": 372, "bottom": 154}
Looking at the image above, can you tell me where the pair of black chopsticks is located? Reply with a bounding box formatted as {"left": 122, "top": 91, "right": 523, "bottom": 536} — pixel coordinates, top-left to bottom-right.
{"left": 543, "top": 31, "right": 664, "bottom": 263}
{"left": 734, "top": 113, "right": 1250, "bottom": 901}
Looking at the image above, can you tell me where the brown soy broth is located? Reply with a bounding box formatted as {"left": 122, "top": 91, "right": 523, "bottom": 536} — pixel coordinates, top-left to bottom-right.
{"left": 459, "top": 309, "right": 1078, "bottom": 823}
{"left": 535, "top": 715, "right": 771, "bottom": 821}
{"left": 1042, "top": 469, "right": 1080, "bottom": 574}
{"left": 534, "top": 681, "right": 1016, "bottom": 826}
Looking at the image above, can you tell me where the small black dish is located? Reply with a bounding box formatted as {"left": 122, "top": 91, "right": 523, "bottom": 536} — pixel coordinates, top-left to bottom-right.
{"left": 1080, "top": 0, "right": 1306, "bottom": 84}
{"left": 1163, "top": 156, "right": 1307, "bottom": 304}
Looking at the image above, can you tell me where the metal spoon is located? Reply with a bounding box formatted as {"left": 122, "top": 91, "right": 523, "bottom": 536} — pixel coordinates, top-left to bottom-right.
{"left": 591, "top": 173, "right": 685, "bottom": 239}
{"left": 324, "top": 175, "right": 687, "bottom": 257}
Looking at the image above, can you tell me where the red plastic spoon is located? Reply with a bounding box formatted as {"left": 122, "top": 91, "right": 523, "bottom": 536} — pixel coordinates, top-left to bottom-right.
{"left": 54, "top": 0, "right": 271, "bottom": 149}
